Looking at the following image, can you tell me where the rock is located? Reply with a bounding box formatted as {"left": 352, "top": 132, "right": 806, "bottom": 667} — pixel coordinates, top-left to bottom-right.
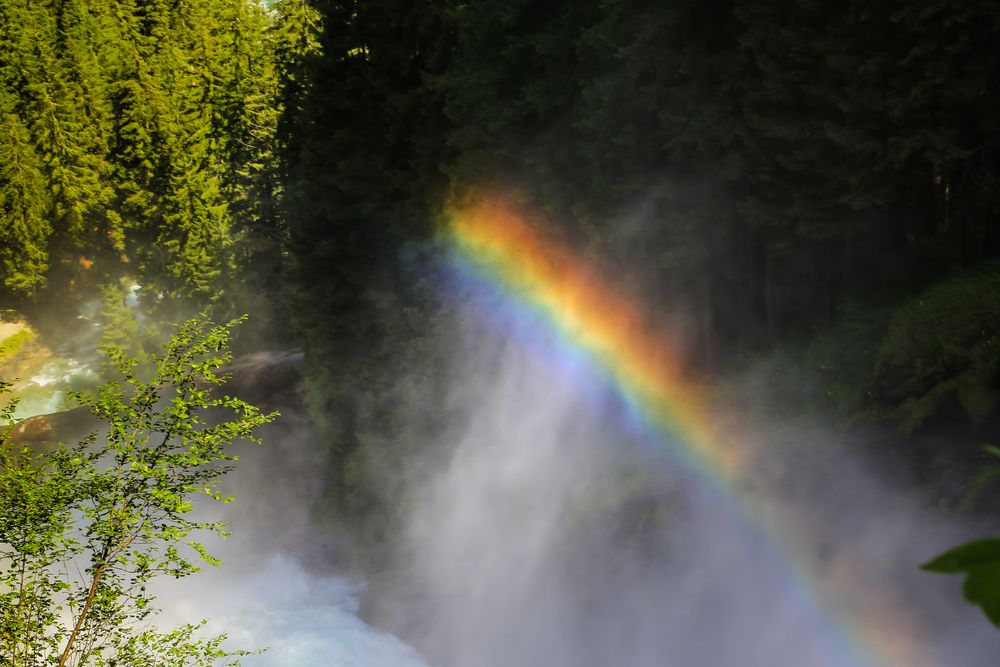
{"left": 6, "top": 406, "right": 95, "bottom": 444}
{"left": 6, "top": 350, "right": 304, "bottom": 444}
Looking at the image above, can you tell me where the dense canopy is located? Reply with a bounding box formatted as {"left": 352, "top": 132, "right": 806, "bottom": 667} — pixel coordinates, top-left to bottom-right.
{"left": 1, "top": 0, "right": 999, "bottom": 636}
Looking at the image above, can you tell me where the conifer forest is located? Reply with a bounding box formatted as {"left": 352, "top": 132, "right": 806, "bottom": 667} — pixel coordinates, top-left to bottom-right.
{"left": 1, "top": 2, "right": 999, "bottom": 666}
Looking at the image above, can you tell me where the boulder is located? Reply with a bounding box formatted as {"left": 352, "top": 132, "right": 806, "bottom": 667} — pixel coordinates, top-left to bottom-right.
{"left": 6, "top": 350, "right": 304, "bottom": 444}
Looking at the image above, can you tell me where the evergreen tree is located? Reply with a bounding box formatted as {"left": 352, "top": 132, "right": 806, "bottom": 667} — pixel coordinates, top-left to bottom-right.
{"left": 282, "top": 0, "right": 454, "bottom": 525}
{"left": 0, "top": 97, "right": 50, "bottom": 296}
{"left": 0, "top": 316, "right": 274, "bottom": 665}
{"left": 0, "top": 0, "right": 287, "bottom": 329}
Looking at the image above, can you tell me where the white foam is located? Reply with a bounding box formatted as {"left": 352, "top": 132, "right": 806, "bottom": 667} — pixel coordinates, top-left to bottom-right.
{"left": 159, "top": 554, "right": 431, "bottom": 667}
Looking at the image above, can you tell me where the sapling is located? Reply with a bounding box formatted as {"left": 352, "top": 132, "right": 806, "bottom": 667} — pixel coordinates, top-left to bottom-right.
{"left": 0, "top": 315, "right": 277, "bottom": 666}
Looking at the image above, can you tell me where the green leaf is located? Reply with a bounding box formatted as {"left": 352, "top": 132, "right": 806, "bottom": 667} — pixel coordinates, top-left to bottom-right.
{"left": 924, "top": 539, "right": 1000, "bottom": 627}
{"left": 962, "top": 561, "right": 1000, "bottom": 627}
{"left": 923, "top": 539, "right": 1000, "bottom": 573}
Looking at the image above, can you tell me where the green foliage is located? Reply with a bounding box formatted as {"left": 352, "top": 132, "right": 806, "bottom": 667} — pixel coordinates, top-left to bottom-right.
{"left": 923, "top": 539, "right": 1000, "bottom": 627}
{"left": 957, "top": 445, "right": 1000, "bottom": 512}
{"left": 0, "top": 315, "right": 275, "bottom": 665}
{"left": 0, "top": 0, "right": 290, "bottom": 329}
{"left": 95, "top": 280, "right": 175, "bottom": 386}
{"left": 803, "top": 302, "right": 889, "bottom": 415}
{"left": 0, "top": 329, "right": 35, "bottom": 364}
{"left": 923, "top": 443, "right": 1000, "bottom": 629}
{"left": 280, "top": 0, "right": 456, "bottom": 540}
{"left": 281, "top": 0, "right": 1000, "bottom": 556}
{"left": 0, "top": 98, "right": 50, "bottom": 297}
{"left": 97, "top": 282, "right": 144, "bottom": 378}
{"left": 764, "top": 263, "right": 1000, "bottom": 436}
{"left": 870, "top": 263, "right": 1000, "bottom": 434}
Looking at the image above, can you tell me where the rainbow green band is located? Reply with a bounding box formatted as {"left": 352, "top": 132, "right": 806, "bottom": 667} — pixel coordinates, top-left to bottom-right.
{"left": 444, "top": 193, "right": 926, "bottom": 667}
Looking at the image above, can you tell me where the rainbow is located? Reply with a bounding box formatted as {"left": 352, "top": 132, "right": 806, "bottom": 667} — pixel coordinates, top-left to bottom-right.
{"left": 443, "top": 193, "right": 928, "bottom": 667}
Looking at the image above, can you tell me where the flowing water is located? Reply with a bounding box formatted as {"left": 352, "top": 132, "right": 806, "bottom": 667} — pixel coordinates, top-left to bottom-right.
{"left": 2, "top": 310, "right": 101, "bottom": 419}
{"left": 6, "top": 295, "right": 1000, "bottom": 666}
{"left": 160, "top": 555, "right": 431, "bottom": 667}
{"left": 10, "top": 356, "right": 99, "bottom": 418}
{"left": 2, "top": 318, "right": 434, "bottom": 667}
{"left": 150, "top": 410, "right": 436, "bottom": 667}
{"left": 363, "top": 297, "right": 1000, "bottom": 667}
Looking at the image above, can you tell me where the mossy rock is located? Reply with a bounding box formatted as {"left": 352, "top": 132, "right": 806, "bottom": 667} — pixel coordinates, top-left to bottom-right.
{"left": 0, "top": 327, "right": 37, "bottom": 369}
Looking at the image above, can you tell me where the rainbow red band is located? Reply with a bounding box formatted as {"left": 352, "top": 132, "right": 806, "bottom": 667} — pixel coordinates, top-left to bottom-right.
{"left": 444, "top": 192, "right": 926, "bottom": 667}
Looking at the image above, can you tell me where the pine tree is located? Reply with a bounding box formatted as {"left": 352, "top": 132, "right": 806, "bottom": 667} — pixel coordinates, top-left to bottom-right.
{"left": 0, "top": 97, "right": 50, "bottom": 296}
{"left": 0, "top": 0, "right": 288, "bottom": 323}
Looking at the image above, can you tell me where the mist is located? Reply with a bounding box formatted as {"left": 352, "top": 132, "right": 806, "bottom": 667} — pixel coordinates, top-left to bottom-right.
{"left": 136, "top": 257, "right": 1000, "bottom": 667}
{"left": 150, "top": 408, "right": 432, "bottom": 667}
{"left": 357, "top": 276, "right": 1000, "bottom": 667}
{"left": 3, "top": 2, "right": 999, "bottom": 665}
{"left": 7, "top": 247, "right": 1000, "bottom": 667}
{"left": 10, "top": 244, "right": 998, "bottom": 667}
